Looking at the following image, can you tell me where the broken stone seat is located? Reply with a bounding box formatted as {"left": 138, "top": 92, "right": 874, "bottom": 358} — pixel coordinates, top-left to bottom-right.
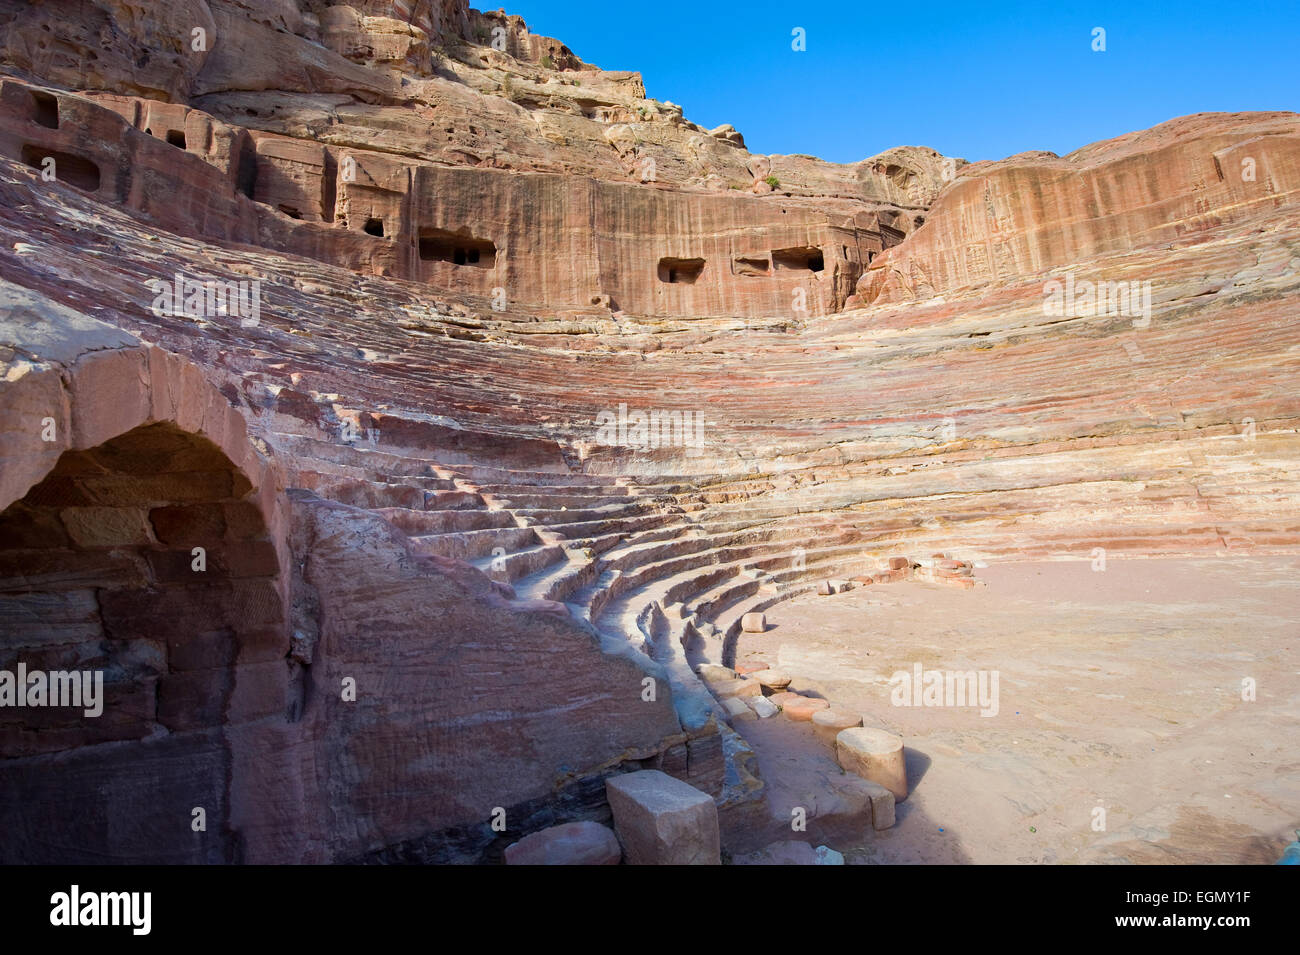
{"left": 811, "top": 707, "right": 863, "bottom": 743}
{"left": 605, "top": 770, "right": 721, "bottom": 865}
{"left": 836, "top": 727, "right": 909, "bottom": 801}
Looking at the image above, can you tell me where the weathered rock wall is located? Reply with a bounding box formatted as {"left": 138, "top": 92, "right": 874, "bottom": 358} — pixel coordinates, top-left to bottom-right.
{"left": 0, "top": 286, "right": 705, "bottom": 863}
{"left": 859, "top": 113, "right": 1300, "bottom": 304}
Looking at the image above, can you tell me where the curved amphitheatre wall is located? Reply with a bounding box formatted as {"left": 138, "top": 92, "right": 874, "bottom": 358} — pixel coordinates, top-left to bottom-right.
{"left": 0, "top": 285, "right": 691, "bottom": 863}
{"left": 0, "top": 1, "right": 1298, "bottom": 862}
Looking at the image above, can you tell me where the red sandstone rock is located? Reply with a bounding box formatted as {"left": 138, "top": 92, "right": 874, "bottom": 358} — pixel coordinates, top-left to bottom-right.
{"left": 750, "top": 669, "right": 792, "bottom": 692}
{"left": 0, "top": 0, "right": 1296, "bottom": 870}
{"left": 782, "top": 696, "right": 831, "bottom": 721}
{"left": 837, "top": 728, "right": 908, "bottom": 801}
{"left": 812, "top": 708, "right": 863, "bottom": 744}
{"left": 504, "top": 821, "right": 621, "bottom": 865}
{"left": 605, "top": 770, "right": 720, "bottom": 865}
{"left": 711, "top": 677, "right": 762, "bottom": 700}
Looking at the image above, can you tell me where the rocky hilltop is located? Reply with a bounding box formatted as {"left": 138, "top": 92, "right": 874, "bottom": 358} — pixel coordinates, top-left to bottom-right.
{"left": 0, "top": 1, "right": 1297, "bottom": 864}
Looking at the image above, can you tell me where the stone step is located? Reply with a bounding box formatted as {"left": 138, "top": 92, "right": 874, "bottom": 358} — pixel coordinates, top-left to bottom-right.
{"left": 511, "top": 501, "right": 652, "bottom": 526}
{"left": 442, "top": 464, "right": 627, "bottom": 487}
{"left": 290, "top": 463, "right": 459, "bottom": 492}
{"left": 492, "top": 490, "right": 639, "bottom": 510}
{"left": 571, "top": 523, "right": 688, "bottom": 557}
{"left": 297, "top": 477, "right": 425, "bottom": 510}
{"left": 539, "top": 512, "right": 672, "bottom": 542}
{"left": 423, "top": 488, "right": 492, "bottom": 511}
{"left": 473, "top": 482, "right": 635, "bottom": 500}
{"left": 268, "top": 430, "right": 443, "bottom": 473}
{"left": 374, "top": 507, "right": 517, "bottom": 535}
{"left": 568, "top": 566, "right": 621, "bottom": 626}
{"left": 599, "top": 532, "right": 716, "bottom": 572}
{"left": 472, "top": 541, "right": 567, "bottom": 584}
{"left": 409, "top": 525, "right": 539, "bottom": 562}
{"left": 513, "top": 551, "right": 600, "bottom": 603}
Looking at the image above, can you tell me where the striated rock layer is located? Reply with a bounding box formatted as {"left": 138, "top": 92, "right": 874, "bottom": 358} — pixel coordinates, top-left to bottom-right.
{"left": 0, "top": 1, "right": 1297, "bottom": 863}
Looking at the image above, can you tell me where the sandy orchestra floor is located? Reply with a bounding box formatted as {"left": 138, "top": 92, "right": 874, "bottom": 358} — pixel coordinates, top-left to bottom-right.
{"left": 730, "top": 557, "right": 1300, "bottom": 864}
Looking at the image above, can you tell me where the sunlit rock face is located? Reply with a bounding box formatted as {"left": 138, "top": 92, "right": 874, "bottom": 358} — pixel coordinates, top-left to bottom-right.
{"left": 0, "top": 1, "right": 1297, "bottom": 863}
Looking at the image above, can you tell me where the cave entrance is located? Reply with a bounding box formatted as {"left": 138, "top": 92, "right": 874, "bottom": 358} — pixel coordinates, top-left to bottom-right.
{"left": 418, "top": 229, "right": 497, "bottom": 268}
{"left": 19, "top": 145, "right": 100, "bottom": 192}
{"left": 658, "top": 257, "right": 705, "bottom": 284}
{"left": 30, "top": 90, "right": 58, "bottom": 130}
{"left": 0, "top": 421, "right": 287, "bottom": 862}
{"left": 772, "top": 247, "right": 824, "bottom": 273}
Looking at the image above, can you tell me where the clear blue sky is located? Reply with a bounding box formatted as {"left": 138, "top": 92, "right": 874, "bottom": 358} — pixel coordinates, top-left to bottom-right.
{"left": 497, "top": 0, "right": 1299, "bottom": 163}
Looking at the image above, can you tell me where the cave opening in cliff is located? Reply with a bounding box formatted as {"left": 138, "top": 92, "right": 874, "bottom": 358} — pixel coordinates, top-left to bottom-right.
{"left": 166, "top": 129, "right": 186, "bottom": 150}
{"left": 235, "top": 139, "right": 257, "bottom": 199}
{"left": 364, "top": 217, "right": 384, "bottom": 237}
{"left": 772, "top": 247, "right": 824, "bottom": 273}
{"left": 658, "top": 257, "right": 705, "bottom": 284}
{"left": 0, "top": 420, "right": 286, "bottom": 862}
{"left": 418, "top": 229, "right": 497, "bottom": 267}
{"left": 30, "top": 90, "right": 58, "bottom": 129}
{"left": 19, "top": 145, "right": 99, "bottom": 192}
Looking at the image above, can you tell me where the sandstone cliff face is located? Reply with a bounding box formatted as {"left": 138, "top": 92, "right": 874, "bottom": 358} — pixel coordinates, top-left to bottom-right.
{"left": 0, "top": 1, "right": 1297, "bottom": 864}
{"left": 858, "top": 112, "right": 1300, "bottom": 304}
{"left": 0, "top": 0, "right": 951, "bottom": 318}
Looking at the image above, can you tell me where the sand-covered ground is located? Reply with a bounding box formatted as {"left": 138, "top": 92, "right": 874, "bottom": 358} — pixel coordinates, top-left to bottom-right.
{"left": 729, "top": 557, "right": 1300, "bottom": 864}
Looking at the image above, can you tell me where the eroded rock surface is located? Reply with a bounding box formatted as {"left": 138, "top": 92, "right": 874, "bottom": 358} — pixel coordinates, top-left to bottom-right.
{"left": 0, "top": 1, "right": 1296, "bottom": 864}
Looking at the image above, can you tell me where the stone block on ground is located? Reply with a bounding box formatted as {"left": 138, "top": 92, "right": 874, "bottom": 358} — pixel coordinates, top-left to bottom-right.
{"left": 503, "top": 821, "right": 621, "bottom": 865}
{"left": 711, "top": 677, "right": 761, "bottom": 700}
{"left": 741, "top": 612, "right": 766, "bottom": 633}
{"left": 812, "top": 707, "right": 863, "bottom": 743}
{"left": 605, "top": 770, "right": 720, "bottom": 865}
{"left": 696, "top": 663, "right": 736, "bottom": 682}
{"left": 836, "top": 727, "right": 908, "bottom": 801}
{"left": 750, "top": 668, "right": 790, "bottom": 691}
{"left": 720, "top": 696, "right": 752, "bottom": 721}
{"left": 781, "top": 695, "right": 830, "bottom": 721}
{"left": 860, "top": 780, "right": 896, "bottom": 829}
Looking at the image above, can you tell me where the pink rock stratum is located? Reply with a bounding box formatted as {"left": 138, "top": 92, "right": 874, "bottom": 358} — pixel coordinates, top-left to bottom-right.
{"left": 0, "top": 1, "right": 1296, "bottom": 867}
